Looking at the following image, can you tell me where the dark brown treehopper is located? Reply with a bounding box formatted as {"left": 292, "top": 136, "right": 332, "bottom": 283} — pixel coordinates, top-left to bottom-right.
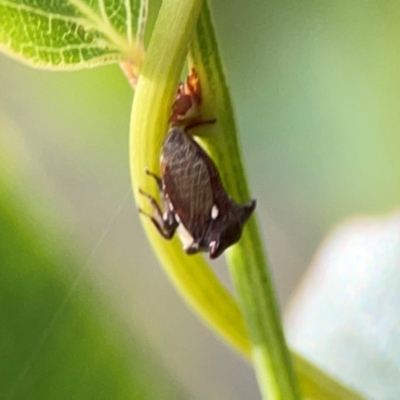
{"left": 138, "top": 121, "right": 256, "bottom": 259}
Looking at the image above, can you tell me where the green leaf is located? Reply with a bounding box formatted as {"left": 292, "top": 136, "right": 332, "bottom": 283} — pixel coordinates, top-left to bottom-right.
{"left": 0, "top": 0, "right": 146, "bottom": 69}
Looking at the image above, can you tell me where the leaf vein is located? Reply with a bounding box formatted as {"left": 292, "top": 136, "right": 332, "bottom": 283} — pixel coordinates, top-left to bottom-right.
{"left": 124, "top": 0, "right": 132, "bottom": 45}
{"left": 0, "top": 0, "right": 91, "bottom": 27}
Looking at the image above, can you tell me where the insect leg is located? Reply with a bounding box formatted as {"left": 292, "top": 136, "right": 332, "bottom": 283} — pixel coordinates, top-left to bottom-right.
{"left": 185, "top": 118, "right": 217, "bottom": 132}
{"left": 144, "top": 168, "right": 162, "bottom": 191}
{"left": 143, "top": 169, "right": 174, "bottom": 227}
{"left": 138, "top": 188, "right": 178, "bottom": 239}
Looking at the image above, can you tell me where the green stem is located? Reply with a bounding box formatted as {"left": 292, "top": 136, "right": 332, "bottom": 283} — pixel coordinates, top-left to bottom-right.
{"left": 129, "top": 1, "right": 365, "bottom": 399}
{"left": 188, "top": 3, "right": 300, "bottom": 399}
{"left": 129, "top": 0, "right": 252, "bottom": 358}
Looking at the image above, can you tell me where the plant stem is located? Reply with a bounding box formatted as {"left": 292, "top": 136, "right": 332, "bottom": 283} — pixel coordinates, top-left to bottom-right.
{"left": 188, "top": 3, "right": 301, "bottom": 399}
{"left": 129, "top": 0, "right": 254, "bottom": 358}
{"left": 129, "top": 1, "right": 365, "bottom": 399}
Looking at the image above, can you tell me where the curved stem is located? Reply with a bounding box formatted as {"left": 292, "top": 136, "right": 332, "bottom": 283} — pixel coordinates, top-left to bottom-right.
{"left": 128, "top": 1, "right": 366, "bottom": 399}
{"left": 129, "top": 0, "right": 250, "bottom": 357}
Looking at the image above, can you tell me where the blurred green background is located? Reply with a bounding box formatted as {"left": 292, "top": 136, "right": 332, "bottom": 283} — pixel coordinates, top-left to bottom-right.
{"left": 1, "top": 1, "right": 400, "bottom": 399}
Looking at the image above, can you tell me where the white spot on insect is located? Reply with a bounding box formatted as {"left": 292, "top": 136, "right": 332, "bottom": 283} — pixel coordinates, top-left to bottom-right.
{"left": 168, "top": 199, "right": 174, "bottom": 212}
{"left": 177, "top": 223, "right": 194, "bottom": 249}
{"left": 209, "top": 240, "right": 217, "bottom": 253}
{"left": 211, "top": 205, "right": 219, "bottom": 220}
